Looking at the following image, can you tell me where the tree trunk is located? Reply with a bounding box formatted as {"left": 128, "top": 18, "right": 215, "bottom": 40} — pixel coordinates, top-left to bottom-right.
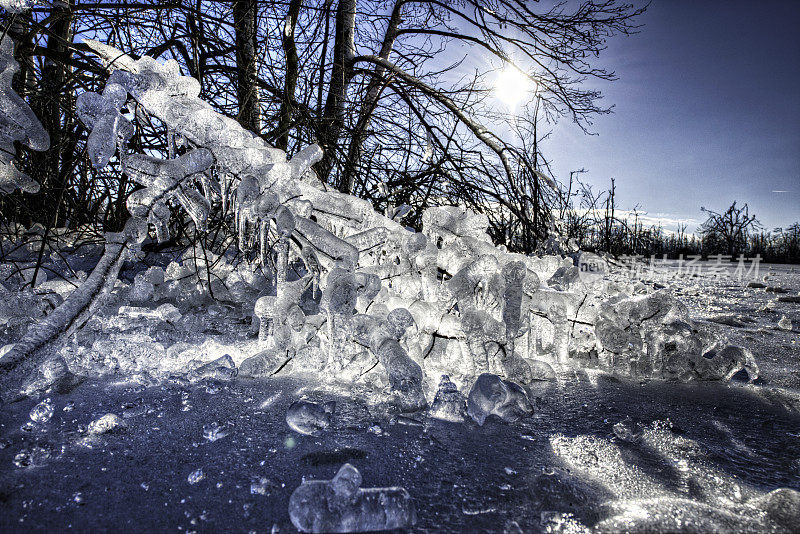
{"left": 233, "top": 0, "right": 261, "bottom": 133}
{"left": 315, "top": 0, "right": 356, "bottom": 187}
{"left": 29, "top": 1, "right": 74, "bottom": 225}
{"left": 340, "top": 0, "right": 403, "bottom": 194}
{"left": 276, "top": 0, "right": 303, "bottom": 150}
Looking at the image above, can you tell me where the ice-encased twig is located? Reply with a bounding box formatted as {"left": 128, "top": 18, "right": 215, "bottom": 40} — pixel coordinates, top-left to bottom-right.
{"left": 75, "top": 83, "right": 134, "bottom": 169}
{"left": 0, "top": 224, "right": 135, "bottom": 402}
{"left": 124, "top": 148, "right": 214, "bottom": 231}
{"left": 0, "top": 35, "right": 49, "bottom": 194}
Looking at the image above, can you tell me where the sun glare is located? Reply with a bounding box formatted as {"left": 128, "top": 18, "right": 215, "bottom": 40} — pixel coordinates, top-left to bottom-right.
{"left": 494, "top": 67, "right": 533, "bottom": 109}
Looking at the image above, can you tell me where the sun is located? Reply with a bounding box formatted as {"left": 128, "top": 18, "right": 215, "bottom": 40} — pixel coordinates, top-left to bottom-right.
{"left": 494, "top": 67, "right": 533, "bottom": 109}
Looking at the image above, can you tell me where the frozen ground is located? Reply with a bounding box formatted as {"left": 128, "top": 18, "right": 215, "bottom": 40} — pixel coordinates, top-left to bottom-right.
{"left": 1, "top": 261, "right": 799, "bottom": 533}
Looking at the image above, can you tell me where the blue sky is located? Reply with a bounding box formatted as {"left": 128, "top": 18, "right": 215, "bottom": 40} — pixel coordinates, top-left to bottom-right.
{"left": 540, "top": 0, "right": 800, "bottom": 233}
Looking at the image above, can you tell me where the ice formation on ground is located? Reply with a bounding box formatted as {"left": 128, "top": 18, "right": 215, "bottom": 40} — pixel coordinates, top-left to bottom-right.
{"left": 288, "top": 463, "right": 417, "bottom": 533}
{"left": 87, "top": 413, "right": 125, "bottom": 435}
{"left": 429, "top": 374, "right": 467, "bottom": 422}
{"left": 0, "top": 13, "right": 797, "bottom": 533}
{"left": 0, "top": 41, "right": 761, "bottom": 408}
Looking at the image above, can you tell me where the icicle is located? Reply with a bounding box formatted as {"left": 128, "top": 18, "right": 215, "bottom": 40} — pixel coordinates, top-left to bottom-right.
{"left": 167, "top": 128, "right": 175, "bottom": 159}
{"left": 259, "top": 220, "right": 268, "bottom": 272}
{"left": 423, "top": 129, "right": 433, "bottom": 162}
{"left": 238, "top": 211, "right": 247, "bottom": 252}
{"left": 326, "top": 311, "right": 336, "bottom": 370}
{"left": 276, "top": 237, "right": 289, "bottom": 298}
{"left": 549, "top": 303, "right": 569, "bottom": 363}
{"left": 173, "top": 183, "right": 210, "bottom": 231}
{"left": 220, "top": 172, "right": 229, "bottom": 216}
{"left": 200, "top": 170, "right": 213, "bottom": 201}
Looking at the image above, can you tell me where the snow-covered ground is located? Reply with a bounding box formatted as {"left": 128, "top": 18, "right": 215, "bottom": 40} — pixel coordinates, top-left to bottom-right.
{"left": 1, "top": 259, "right": 798, "bottom": 533}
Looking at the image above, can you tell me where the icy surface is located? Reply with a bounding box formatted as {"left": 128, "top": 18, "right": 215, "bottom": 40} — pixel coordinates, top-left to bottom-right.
{"left": 0, "top": 365, "right": 798, "bottom": 531}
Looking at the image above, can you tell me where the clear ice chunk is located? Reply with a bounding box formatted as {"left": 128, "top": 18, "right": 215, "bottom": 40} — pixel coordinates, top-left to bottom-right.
{"left": 88, "top": 413, "right": 126, "bottom": 435}
{"left": 239, "top": 349, "right": 290, "bottom": 378}
{"left": 371, "top": 334, "right": 426, "bottom": 411}
{"left": 285, "top": 400, "right": 335, "bottom": 435}
{"left": 202, "top": 421, "right": 233, "bottom": 442}
{"left": 29, "top": 397, "right": 54, "bottom": 423}
{"left": 429, "top": 375, "right": 467, "bottom": 422}
{"left": 288, "top": 463, "right": 417, "bottom": 533}
{"left": 189, "top": 354, "right": 236, "bottom": 381}
{"left": 187, "top": 468, "right": 205, "bottom": 485}
{"left": 466, "top": 373, "right": 533, "bottom": 426}
{"left": 612, "top": 417, "right": 641, "bottom": 442}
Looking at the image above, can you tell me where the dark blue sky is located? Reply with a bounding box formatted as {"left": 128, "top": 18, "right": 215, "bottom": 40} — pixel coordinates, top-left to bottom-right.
{"left": 543, "top": 0, "right": 800, "bottom": 232}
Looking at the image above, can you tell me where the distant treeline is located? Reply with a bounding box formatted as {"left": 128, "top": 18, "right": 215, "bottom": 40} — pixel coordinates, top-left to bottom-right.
{"left": 553, "top": 176, "right": 799, "bottom": 264}
{"left": 565, "top": 218, "right": 800, "bottom": 264}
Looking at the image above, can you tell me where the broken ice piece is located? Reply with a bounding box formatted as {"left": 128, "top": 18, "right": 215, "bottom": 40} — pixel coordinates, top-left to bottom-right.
{"left": 187, "top": 468, "right": 205, "bottom": 485}
{"left": 467, "top": 374, "right": 534, "bottom": 426}
{"left": 88, "top": 413, "right": 126, "bottom": 435}
{"left": 29, "top": 397, "right": 54, "bottom": 423}
{"left": 118, "top": 303, "right": 181, "bottom": 323}
{"left": 286, "top": 400, "right": 335, "bottom": 435}
{"left": 612, "top": 417, "right": 641, "bottom": 443}
{"left": 202, "top": 421, "right": 233, "bottom": 442}
{"left": 429, "top": 375, "right": 467, "bottom": 423}
{"left": 190, "top": 354, "right": 237, "bottom": 381}
{"left": 528, "top": 360, "right": 556, "bottom": 381}
{"left": 250, "top": 476, "right": 278, "bottom": 495}
{"left": 778, "top": 315, "right": 792, "bottom": 331}
{"left": 12, "top": 446, "right": 51, "bottom": 468}
{"left": 21, "top": 356, "right": 83, "bottom": 398}
{"left": 239, "top": 349, "right": 289, "bottom": 378}
{"left": 288, "top": 463, "right": 417, "bottom": 533}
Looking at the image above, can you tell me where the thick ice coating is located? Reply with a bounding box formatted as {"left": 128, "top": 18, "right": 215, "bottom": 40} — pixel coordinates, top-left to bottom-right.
{"left": 0, "top": 36, "right": 49, "bottom": 194}
{"left": 1, "top": 40, "right": 759, "bottom": 406}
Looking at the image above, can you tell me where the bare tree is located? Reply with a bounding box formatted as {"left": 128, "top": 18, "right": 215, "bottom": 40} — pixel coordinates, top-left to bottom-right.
{"left": 234, "top": 0, "right": 261, "bottom": 132}
{"left": 1, "top": 0, "right": 646, "bottom": 253}
{"left": 700, "top": 201, "right": 761, "bottom": 256}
